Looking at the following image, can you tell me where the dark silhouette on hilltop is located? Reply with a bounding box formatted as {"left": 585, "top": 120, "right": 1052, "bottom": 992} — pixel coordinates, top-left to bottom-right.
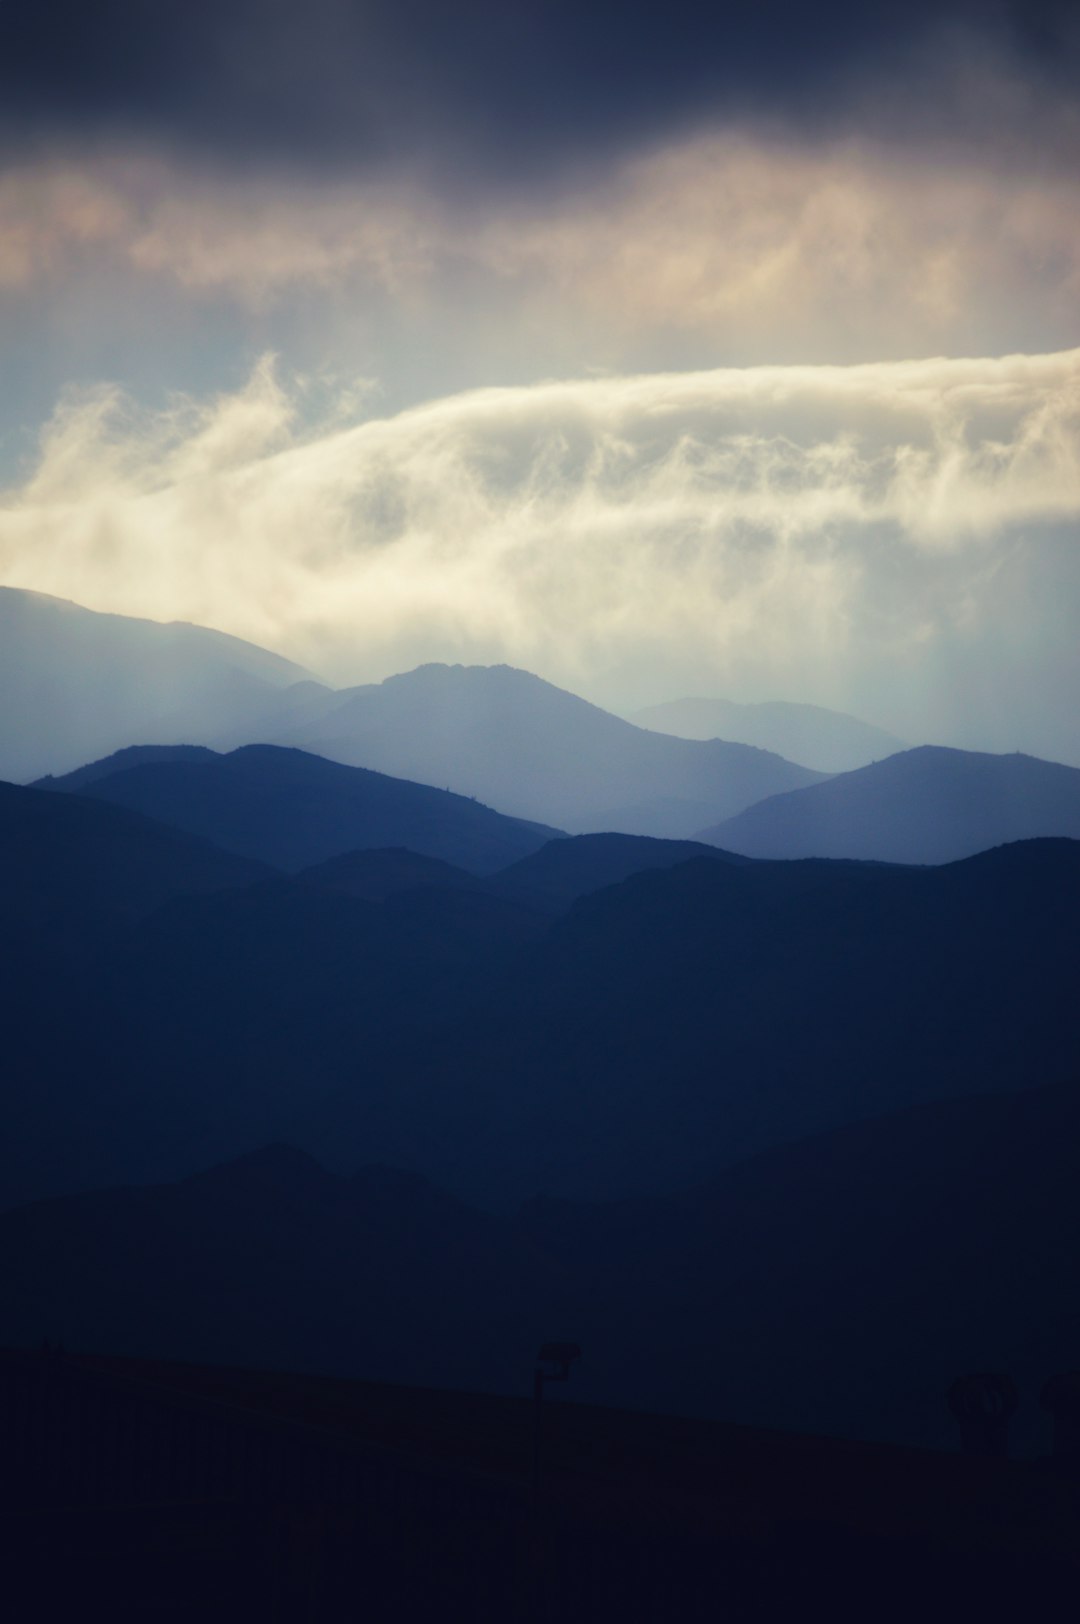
{"left": 700, "top": 744, "right": 1080, "bottom": 864}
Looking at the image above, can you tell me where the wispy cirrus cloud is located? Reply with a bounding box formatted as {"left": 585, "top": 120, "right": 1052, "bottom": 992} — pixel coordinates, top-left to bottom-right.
{"left": 2, "top": 348, "right": 1078, "bottom": 757}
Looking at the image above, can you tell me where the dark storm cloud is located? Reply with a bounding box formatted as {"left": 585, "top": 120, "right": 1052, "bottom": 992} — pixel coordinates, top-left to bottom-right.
{"left": 4, "top": 0, "right": 1078, "bottom": 179}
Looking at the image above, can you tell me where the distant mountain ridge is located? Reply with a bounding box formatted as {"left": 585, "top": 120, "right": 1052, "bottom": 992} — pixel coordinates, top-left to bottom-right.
{"left": 631, "top": 696, "right": 905, "bottom": 773}
{"left": 259, "top": 661, "right": 826, "bottom": 837}
{"left": 699, "top": 745, "right": 1080, "bottom": 864}
{"left": 0, "top": 586, "right": 315, "bottom": 782}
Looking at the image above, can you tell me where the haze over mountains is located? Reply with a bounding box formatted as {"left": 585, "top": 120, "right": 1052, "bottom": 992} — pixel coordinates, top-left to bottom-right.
{"left": 256, "top": 663, "right": 826, "bottom": 836}
{"left": 0, "top": 587, "right": 312, "bottom": 782}
{"left": 631, "top": 697, "right": 905, "bottom": 774}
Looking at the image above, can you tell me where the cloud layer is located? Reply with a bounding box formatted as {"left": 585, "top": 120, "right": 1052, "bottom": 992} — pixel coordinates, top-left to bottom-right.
{"left": 3, "top": 348, "right": 1078, "bottom": 759}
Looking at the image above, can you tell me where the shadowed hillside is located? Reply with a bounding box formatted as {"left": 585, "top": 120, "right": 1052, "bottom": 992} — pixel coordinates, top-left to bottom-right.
{"left": 309, "top": 839, "right": 1080, "bottom": 1203}
{"left": 485, "top": 832, "right": 744, "bottom": 912}
{"left": 39, "top": 743, "right": 562, "bottom": 874}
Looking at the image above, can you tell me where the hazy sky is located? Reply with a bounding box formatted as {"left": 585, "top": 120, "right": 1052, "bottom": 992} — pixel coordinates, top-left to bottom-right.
{"left": 1, "top": 1, "right": 1078, "bottom": 759}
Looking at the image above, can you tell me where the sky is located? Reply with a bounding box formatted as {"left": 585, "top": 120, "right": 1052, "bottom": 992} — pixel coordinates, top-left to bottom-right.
{"left": 1, "top": 0, "right": 1078, "bottom": 760}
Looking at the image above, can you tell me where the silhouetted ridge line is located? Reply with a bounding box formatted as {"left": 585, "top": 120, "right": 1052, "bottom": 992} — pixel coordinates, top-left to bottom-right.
{"left": 40, "top": 742, "right": 562, "bottom": 874}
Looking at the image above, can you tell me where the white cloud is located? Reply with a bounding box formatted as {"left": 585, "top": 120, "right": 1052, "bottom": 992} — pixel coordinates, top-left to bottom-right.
{"left": 1, "top": 349, "right": 1078, "bottom": 761}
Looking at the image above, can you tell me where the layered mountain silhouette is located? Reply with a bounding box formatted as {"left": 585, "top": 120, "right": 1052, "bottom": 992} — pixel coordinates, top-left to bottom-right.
{"left": 0, "top": 778, "right": 270, "bottom": 938}
{"left": 4, "top": 761, "right": 1078, "bottom": 1213}
{"left": 485, "top": 832, "right": 744, "bottom": 913}
{"left": 308, "top": 839, "right": 1080, "bottom": 1204}
{"left": 39, "top": 743, "right": 561, "bottom": 874}
{"left": 631, "top": 696, "right": 905, "bottom": 773}
{"left": 699, "top": 746, "right": 1080, "bottom": 864}
{"left": 256, "top": 663, "right": 826, "bottom": 836}
{"left": 0, "top": 587, "right": 313, "bottom": 782}
{"left": 4, "top": 1074, "right": 1079, "bottom": 1452}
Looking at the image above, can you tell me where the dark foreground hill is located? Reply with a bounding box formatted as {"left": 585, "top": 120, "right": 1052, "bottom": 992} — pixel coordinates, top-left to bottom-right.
{"left": 306, "top": 838, "right": 1080, "bottom": 1203}
{"left": 631, "top": 695, "right": 905, "bottom": 772}
{"left": 5, "top": 1350, "right": 1073, "bottom": 1624}
{"left": 4, "top": 1075, "right": 1080, "bottom": 1456}
{"left": 262, "top": 662, "right": 825, "bottom": 836}
{"left": 0, "top": 778, "right": 270, "bottom": 938}
{"left": 485, "top": 832, "right": 742, "bottom": 912}
{"left": 40, "top": 743, "right": 561, "bottom": 874}
{"left": 701, "top": 745, "right": 1080, "bottom": 864}
{"left": 0, "top": 586, "right": 313, "bottom": 783}
{"left": 2, "top": 806, "right": 1078, "bottom": 1210}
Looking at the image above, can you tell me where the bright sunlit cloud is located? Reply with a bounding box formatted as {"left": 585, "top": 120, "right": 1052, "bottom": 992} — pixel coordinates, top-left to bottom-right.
{"left": 2, "top": 348, "right": 1078, "bottom": 758}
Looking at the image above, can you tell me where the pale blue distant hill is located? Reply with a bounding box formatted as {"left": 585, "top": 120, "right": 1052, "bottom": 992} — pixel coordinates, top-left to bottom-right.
{"left": 631, "top": 696, "right": 905, "bottom": 773}
{"left": 0, "top": 586, "right": 316, "bottom": 782}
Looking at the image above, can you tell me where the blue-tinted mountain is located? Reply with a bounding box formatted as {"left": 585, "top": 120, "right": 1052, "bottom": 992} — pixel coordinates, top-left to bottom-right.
{"left": 631, "top": 696, "right": 905, "bottom": 773}
{"left": 486, "top": 832, "right": 744, "bottom": 913}
{"left": 290, "top": 847, "right": 479, "bottom": 902}
{"left": 39, "top": 743, "right": 561, "bottom": 875}
{"left": 309, "top": 839, "right": 1080, "bottom": 1204}
{"left": 0, "top": 778, "right": 270, "bottom": 937}
{"left": 700, "top": 746, "right": 1080, "bottom": 864}
{"left": 264, "top": 662, "right": 825, "bottom": 837}
{"left": 0, "top": 586, "right": 314, "bottom": 783}
{"left": 5, "top": 769, "right": 1078, "bottom": 1224}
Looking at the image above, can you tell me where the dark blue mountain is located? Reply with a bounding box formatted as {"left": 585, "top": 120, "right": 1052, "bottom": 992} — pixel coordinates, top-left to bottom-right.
{"left": 39, "top": 742, "right": 562, "bottom": 874}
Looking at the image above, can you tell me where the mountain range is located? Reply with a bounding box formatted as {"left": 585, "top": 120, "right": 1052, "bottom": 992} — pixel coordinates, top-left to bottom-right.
{"left": 0, "top": 587, "right": 312, "bottom": 782}
{"left": 700, "top": 745, "right": 1080, "bottom": 864}
{"left": 250, "top": 662, "right": 827, "bottom": 836}
{"left": 4, "top": 742, "right": 1078, "bottom": 1211}
{"left": 38, "top": 743, "right": 560, "bottom": 875}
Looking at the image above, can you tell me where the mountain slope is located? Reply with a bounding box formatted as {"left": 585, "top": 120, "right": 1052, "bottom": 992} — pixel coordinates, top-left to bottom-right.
{"left": 630, "top": 696, "right": 905, "bottom": 773}
{"left": 699, "top": 746, "right": 1080, "bottom": 863}
{"left": 0, "top": 778, "right": 270, "bottom": 936}
{"left": 0, "top": 587, "right": 315, "bottom": 782}
{"left": 266, "top": 662, "right": 825, "bottom": 837}
{"left": 486, "top": 832, "right": 743, "bottom": 913}
{"left": 308, "top": 839, "right": 1080, "bottom": 1203}
{"left": 40, "top": 743, "right": 562, "bottom": 874}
